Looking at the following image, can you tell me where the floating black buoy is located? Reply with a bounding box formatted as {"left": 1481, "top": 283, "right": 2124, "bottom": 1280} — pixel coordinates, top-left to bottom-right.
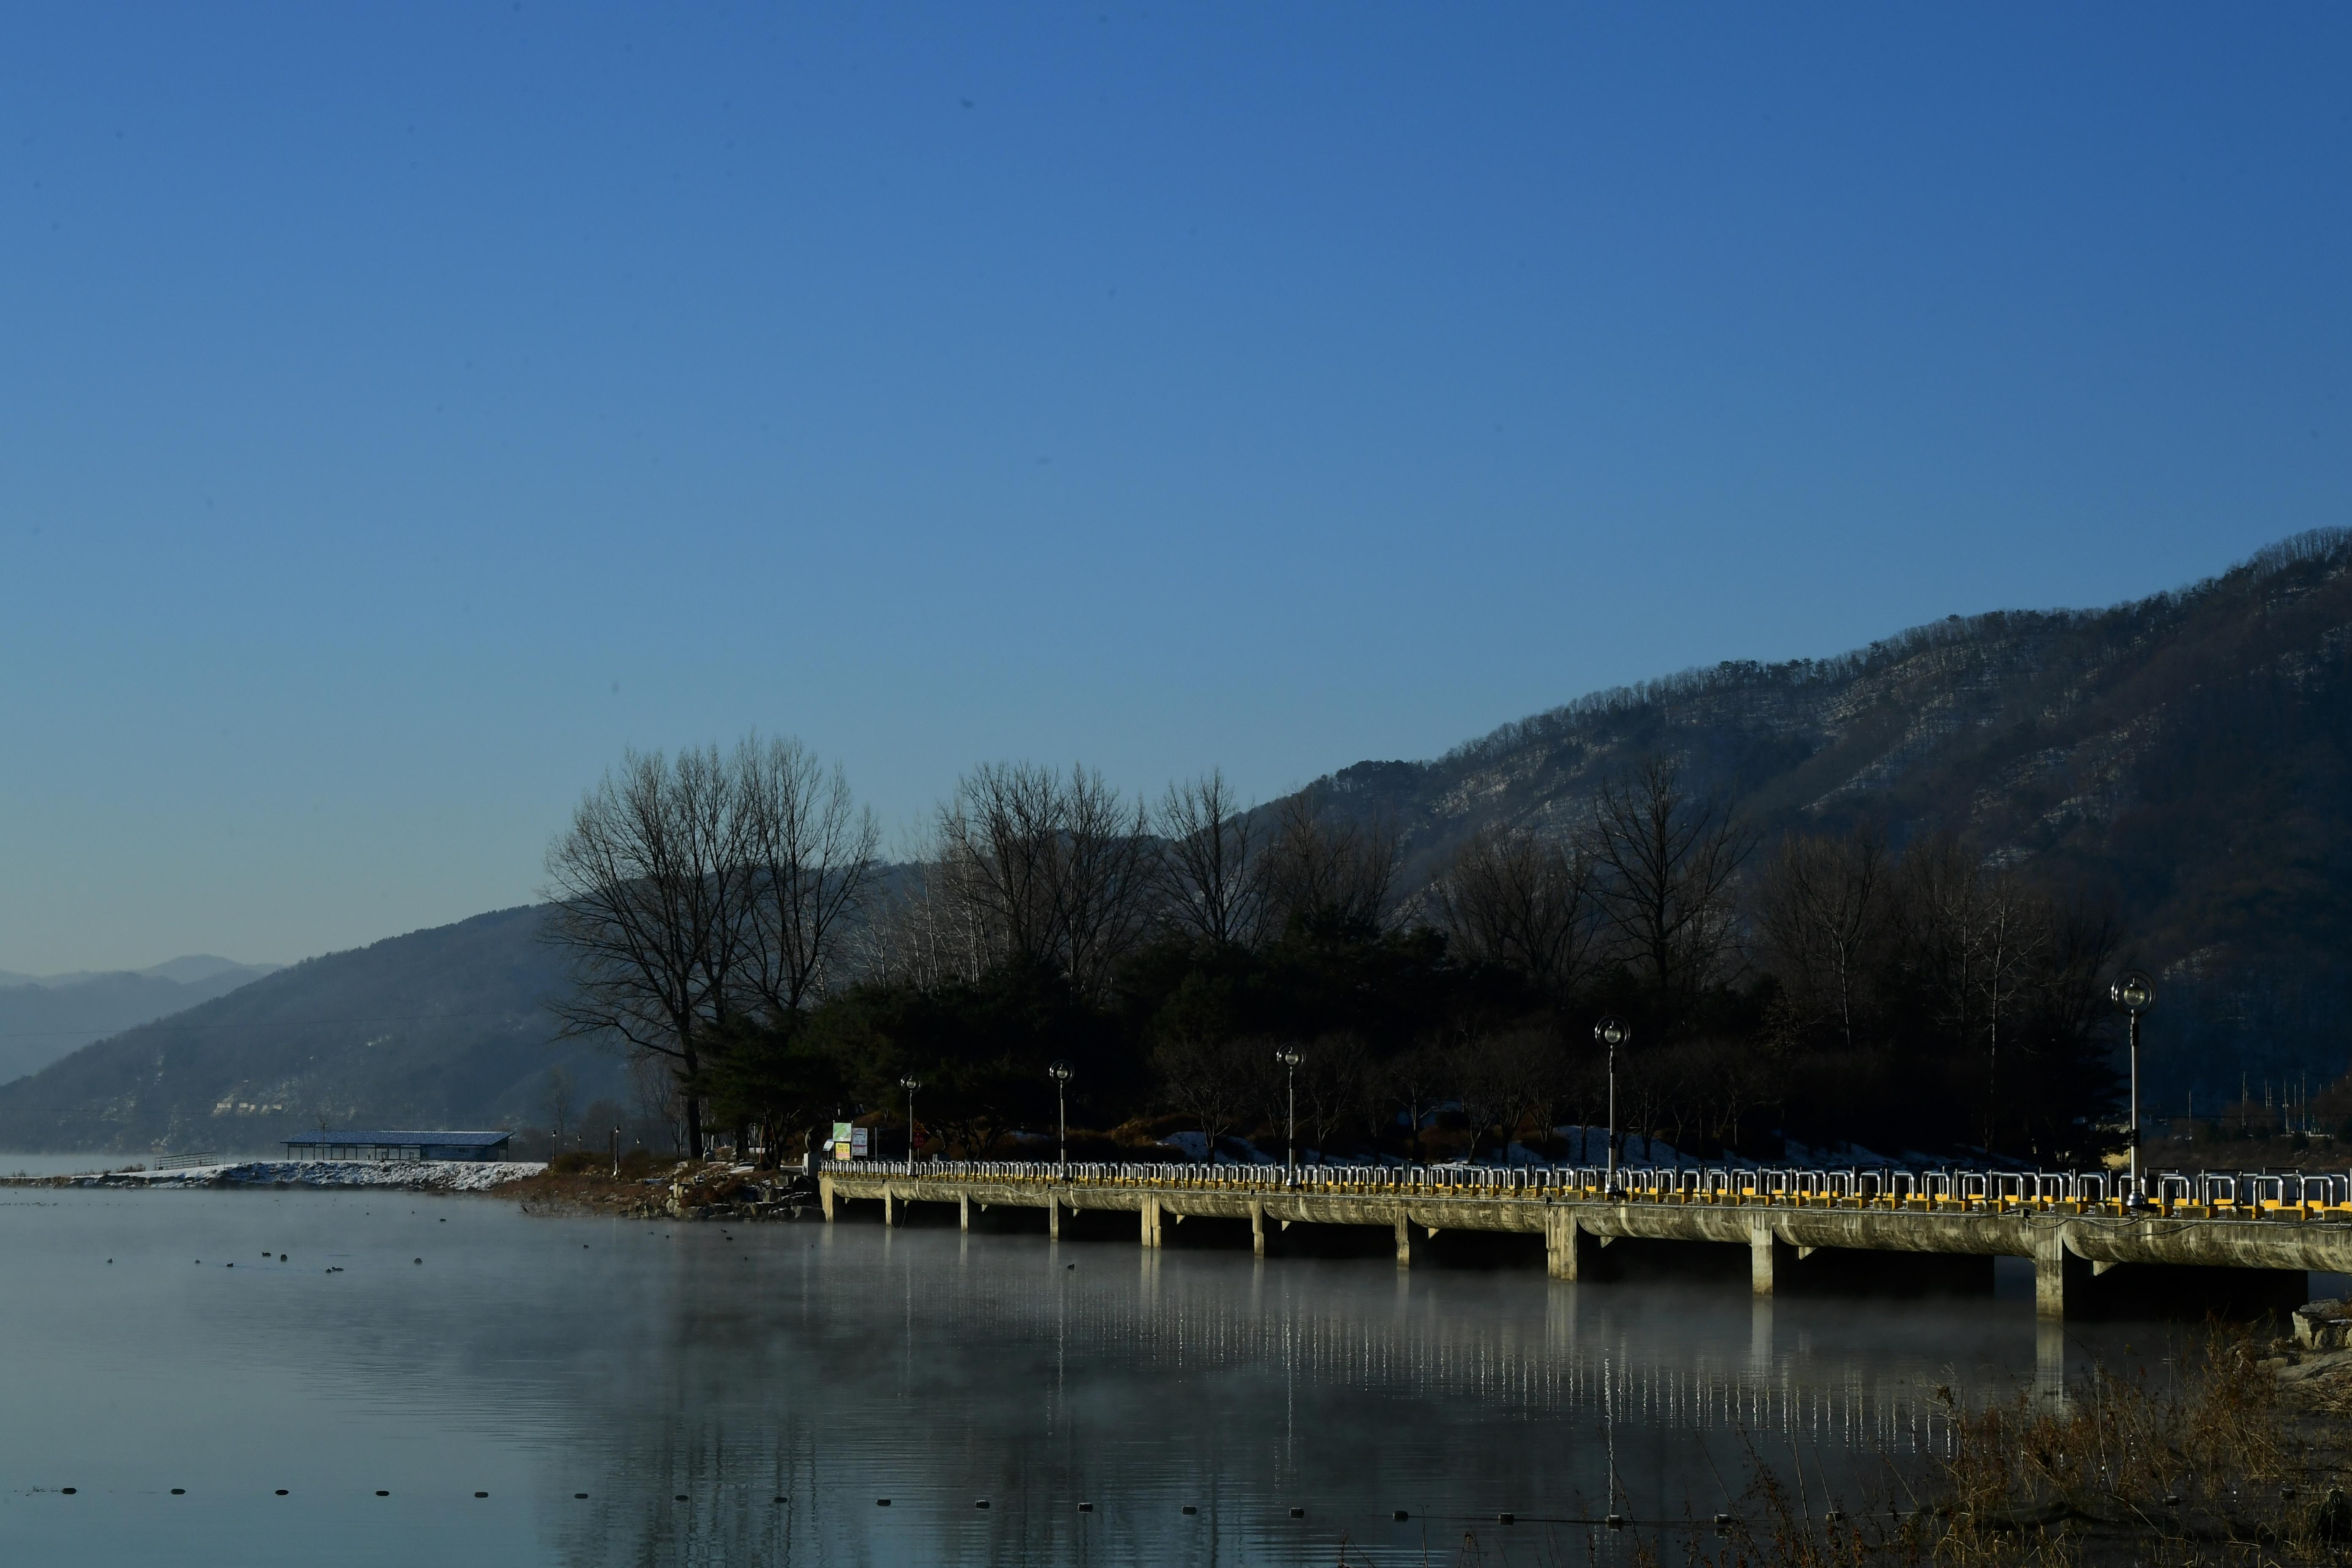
{"left": 1393, "top": 1510, "right": 1409, "bottom": 1523}
{"left": 276, "top": 1489, "right": 289, "bottom": 1497}
{"left": 574, "top": 1492, "right": 588, "bottom": 1500}
{"left": 413, "top": 1258, "right": 422, "bottom": 1265}
{"left": 1606, "top": 1514, "right": 1625, "bottom": 1530}
{"left": 376, "top": 1490, "right": 389, "bottom": 1497}
{"left": 474, "top": 1491, "right": 488, "bottom": 1499}
{"left": 1497, "top": 1512, "right": 1516, "bottom": 1525}
{"left": 61, "top": 1488, "right": 76, "bottom": 1495}
{"left": 675, "top": 1494, "right": 688, "bottom": 1503}
{"left": 975, "top": 1499, "right": 990, "bottom": 1510}
{"left": 171, "top": 1488, "right": 184, "bottom": 1495}
{"left": 1290, "top": 1506, "right": 1305, "bottom": 1519}
{"left": 876, "top": 1498, "right": 891, "bottom": 1507}
{"left": 1181, "top": 1505, "right": 1197, "bottom": 1516}
{"left": 1078, "top": 1502, "right": 1093, "bottom": 1513}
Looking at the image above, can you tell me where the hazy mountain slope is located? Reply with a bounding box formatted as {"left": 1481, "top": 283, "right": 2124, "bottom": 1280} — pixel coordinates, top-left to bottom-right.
{"left": 1297, "top": 530, "right": 2352, "bottom": 1102}
{"left": 0, "top": 963, "right": 281, "bottom": 1084}
{"left": 0, "top": 907, "right": 626, "bottom": 1154}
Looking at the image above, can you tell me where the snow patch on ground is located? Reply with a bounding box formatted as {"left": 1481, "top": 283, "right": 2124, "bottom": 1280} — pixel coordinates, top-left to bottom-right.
{"left": 70, "top": 1160, "right": 545, "bottom": 1191}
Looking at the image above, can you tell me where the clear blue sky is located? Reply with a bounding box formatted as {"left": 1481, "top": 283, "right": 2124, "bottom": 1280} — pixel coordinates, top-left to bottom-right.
{"left": 2, "top": 4, "right": 2346, "bottom": 972}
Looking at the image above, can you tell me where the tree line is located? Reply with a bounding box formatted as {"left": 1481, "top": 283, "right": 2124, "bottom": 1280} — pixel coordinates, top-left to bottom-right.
{"left": 544, "top": 739, "right": 2122, "bottom": 1167}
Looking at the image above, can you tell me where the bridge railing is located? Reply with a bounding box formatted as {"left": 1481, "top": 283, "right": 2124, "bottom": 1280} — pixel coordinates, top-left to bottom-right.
{"left": 836, "top": 1157, "right": 2352, "bottom": 1218}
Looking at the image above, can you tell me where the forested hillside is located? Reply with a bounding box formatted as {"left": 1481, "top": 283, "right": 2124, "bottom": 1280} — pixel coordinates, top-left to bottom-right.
{"left": 1290, "top": 529, "right": 2352, "bottom": 1112}
{"left": 0, "top": 908, "right": 627, "bottom": 1154}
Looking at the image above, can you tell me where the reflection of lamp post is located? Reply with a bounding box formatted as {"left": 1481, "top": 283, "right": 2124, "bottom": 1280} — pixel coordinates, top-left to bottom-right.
{"left": 1593, "top": 1018, "right": 1630, "bottom": 1193}
{"left": 1048, "top": 1060, "right": 1074, "bottom": 1175}
{"left": 899, "top": 1075, "right": 923, "bottom": 1168}
{"left": 2111, "top": 971, "right": 2156, "bottom": 1204}
{"left": 1275, "top": 1045, "right": 1305, "bottom": 1178}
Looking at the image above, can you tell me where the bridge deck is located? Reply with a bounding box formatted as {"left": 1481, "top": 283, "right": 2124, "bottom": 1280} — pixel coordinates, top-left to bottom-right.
{"left": 819, "top": 1163, "right": 2352, "bottom": 1321}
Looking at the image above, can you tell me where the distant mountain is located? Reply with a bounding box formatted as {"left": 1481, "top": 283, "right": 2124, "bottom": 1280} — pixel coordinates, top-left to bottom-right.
{"left": 0, "top": 960, "right": 282, "bottom": 1084}
{"left": 1290, "top": 528, "right": 2352, "bottom": 1108}
{"left": 0, "top": 955, "right": 280, "bottom": 990}
{"left": 0, "top": 908, "right": 626, "bottom": 1154}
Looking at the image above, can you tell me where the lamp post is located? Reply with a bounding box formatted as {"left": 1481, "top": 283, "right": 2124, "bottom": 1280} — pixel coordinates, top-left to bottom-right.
{"left": 1048, "top": 1060, "right": 1074, "bottom": 1175}
{"left": 899, "top": 1075, "right": 923, "bottom": 1169}
{"left": 1593, "top": 1017, "right": 1630, "bottom": 1193}
{"left": 2111, "top": 970, "right": 2156, "bottom": 1204}
{"left": 1275, "top": 1045, "right": 1305, "bottom": 1179}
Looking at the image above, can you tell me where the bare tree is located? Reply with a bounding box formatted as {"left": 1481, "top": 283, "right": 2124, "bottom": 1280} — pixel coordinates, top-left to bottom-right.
{"left": 936, "top": 762, "right": 1157, "bottom": 998}
{"left": 1155, "top": 769, "right": 1266, "bottom": 948}
{"left": 1588, "top": 758, "right": 1756, "bottom": 1014}
{"left": 1448, "top": 1024, "right": 1560, "bottom": 1164}
{"left": 737, "top": 736, "right": 880, "bottom": 1019}
{"left": 1294, "top": 1032, "right": 1372, "bottom": 1159}
{"left": 1381, "top": 1044, "right": 1448, "bottom": 1165}
{"left": 1431, "top": 826, "right": 1602, "bottom": 999}
{"left": 1153, "top": 1031, "right": 1268, "bottom": 1162}
{"left": 1055, "top": 766, "right": 1161, "bottom": 998}
{"left": 544, "top": 1066, "right": 575, "bottom": 1150}
{"left": 544, "top": 746, "right": 759, "bottom": 1160}
{"left": 1262, "top": 792, "right": 1400, "bottom": 935}
{"left": 1751, "top": 826, "right": 1888, "bottom": 1048}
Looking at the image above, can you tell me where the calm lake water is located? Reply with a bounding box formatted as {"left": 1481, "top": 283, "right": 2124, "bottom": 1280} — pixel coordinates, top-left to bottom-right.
{"left": 0, "top": 1182, "right": 2161, "bottom": 1566}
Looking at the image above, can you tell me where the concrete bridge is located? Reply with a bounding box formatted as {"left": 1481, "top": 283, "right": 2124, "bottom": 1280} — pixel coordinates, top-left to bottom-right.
{"left": 820, "top": 1160, "right": 2352, "bottom": 1321}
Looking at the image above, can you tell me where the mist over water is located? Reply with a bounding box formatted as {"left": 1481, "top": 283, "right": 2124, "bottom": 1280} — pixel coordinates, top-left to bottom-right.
{"left": 0, "top": 1188, "right": 2138, "bottom": 1565}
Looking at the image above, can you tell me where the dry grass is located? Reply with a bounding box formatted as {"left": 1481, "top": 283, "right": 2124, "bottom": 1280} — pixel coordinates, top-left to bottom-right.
{"left": 1631, "top": 1326, "right": 2352, "bottom": 1568}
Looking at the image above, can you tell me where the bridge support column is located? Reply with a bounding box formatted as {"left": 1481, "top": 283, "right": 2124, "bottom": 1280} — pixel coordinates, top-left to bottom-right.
{"left": 1545, "top": 1211, "right": 1585, "bottom": 1280}
{"left": 819, "top": 1175, "right": 835, "bottom": 1222}
{"left": 1250, "top": 1202, "right": 1266, "bottom": 1258}
{"left": 1395, "top": 1217, "right": 1425, "bottom": 1268}
{"left": 2034, "top": 1225, "right": 2087, "bottom": 1322}
{"left": 1141, "top": 1198, "right": 1162, "bottom": 1249}
{"left": 1048, "top": 1195, "right": 1060, "bottom": 1241}
{"left": 1750, "top": 1222, "right": 1776, "bottom": 1296}
{"left": 959, "top": 1193, "right": 969, "bottom": 1232}
{"left": 882, "top": 1188, "right": 896, "bottom": 1227}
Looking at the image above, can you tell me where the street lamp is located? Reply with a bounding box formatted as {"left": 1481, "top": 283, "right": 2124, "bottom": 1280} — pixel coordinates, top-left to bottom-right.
{"left": 899, "top": 1075, "right": 923, "bottom": 1169}
{"left": 1593, "top": 1017, "right": 1631, "bottom": 1194}
{"left": 2111, "top": 970, "right": 2156, "bottom": 1204}
{"left": 1048, "top": 1060, "right": 1074, "bottom": 1175}
{"left": 1275, "top": 1045, "right": 1306, "bottom": 1178}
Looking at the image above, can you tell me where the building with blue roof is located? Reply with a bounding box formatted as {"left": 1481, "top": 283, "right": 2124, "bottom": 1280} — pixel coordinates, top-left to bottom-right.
{"left": 280, "top": 1130, "right": 514, "bottom": 1163}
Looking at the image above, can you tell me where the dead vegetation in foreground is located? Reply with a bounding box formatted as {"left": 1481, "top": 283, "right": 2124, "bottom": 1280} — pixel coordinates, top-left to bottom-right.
{"left": 1626, "top": 1326, "right": 2352, "bottom": 1568}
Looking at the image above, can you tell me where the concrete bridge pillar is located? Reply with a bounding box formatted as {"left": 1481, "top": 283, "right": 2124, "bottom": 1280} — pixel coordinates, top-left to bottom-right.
{"left": 1140, "top": 1197, "right": 1162, "bottom": 1249}
{"left": 1545, "top": 1211, "right": 1585, "bottom": 1280}
{"left": 2034, "top": 1224, "right": 2086, "bottom": 1322}
{"left": 1250, "top": 1201, "right": 1266, "bottom": 1258}
{"left": 1048, "top": 1195, "right": 1061, "bottom": 1241}
{"left": 882, "top": 1188, "right": 896, "bottom": 1227}
{"left": 1750, "top": 1222, "right": 1776, "bottom": 1296}
{"left": 1394, "top": 1217, "right": 1417, "bottom": 1268}
{"left": 819, "top": 1175, "right": 835, "bottom": 1222}
{"left": 959, "top": 1193, "right": 969, "bottom": 1232}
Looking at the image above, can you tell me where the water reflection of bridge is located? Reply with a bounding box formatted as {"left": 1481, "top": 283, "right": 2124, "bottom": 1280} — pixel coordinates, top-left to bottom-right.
{"left": 945, "top": 1244, "right": 1968, "bottom": 1459}
{"left": 557, "top": 1226, "right": 2017, "bottom": 1568}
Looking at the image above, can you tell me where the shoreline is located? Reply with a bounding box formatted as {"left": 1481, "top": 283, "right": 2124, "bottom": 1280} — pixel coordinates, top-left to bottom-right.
{"left": 1, "top": 1159, "right": 548, "bottom": 1193}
